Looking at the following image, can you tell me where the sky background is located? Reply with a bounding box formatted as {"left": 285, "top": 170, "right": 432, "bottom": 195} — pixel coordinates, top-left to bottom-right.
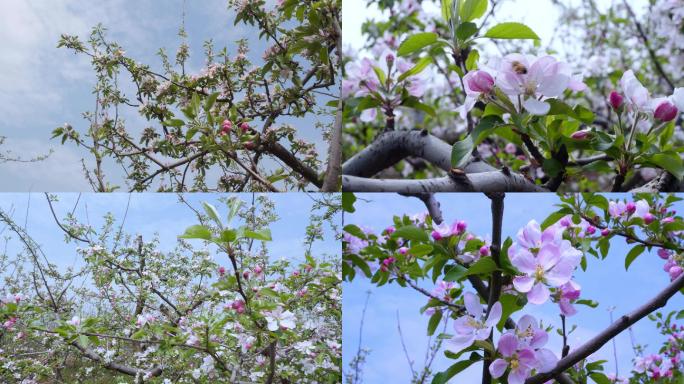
{"left": 0, "top": 193, "right": 340, "bottom": 274}
{"left": 342, "top": 193, "right": 684, "bottom": 383}
{"left": 0, "top": 0, "right": 332, "bottom": 191}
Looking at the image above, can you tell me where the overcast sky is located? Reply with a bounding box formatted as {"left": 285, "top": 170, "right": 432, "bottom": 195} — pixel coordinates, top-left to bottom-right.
{"left": 0, "top": 0, "right": 332, "bottom": 191}
{"left": 343, "top": 193, "right": 684, "bottom": 383}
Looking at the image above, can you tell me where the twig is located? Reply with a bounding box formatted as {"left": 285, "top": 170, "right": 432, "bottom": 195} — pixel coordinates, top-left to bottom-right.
{"left": 526, "top": 272, "right": 684, "bottom": 383}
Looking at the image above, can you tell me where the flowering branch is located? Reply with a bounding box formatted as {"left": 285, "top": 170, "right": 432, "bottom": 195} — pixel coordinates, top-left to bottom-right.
{"left": 526, "top": 272, "right": 684, "bottom": 383}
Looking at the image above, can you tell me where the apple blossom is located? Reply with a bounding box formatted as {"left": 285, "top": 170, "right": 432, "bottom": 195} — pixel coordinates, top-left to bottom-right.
{"left": 264, "top": 307, "right": 297, "bottom": 331}
{"left": 510, "top": 220, "right": 581, "bottom": 304}
{"left": 448, "top": 292, "right": 502, "bottom": 351}
{"left": 620, "top": 70, "right": 650, "bottom": 111}
{"left": 570, "top": 129, "right": 590, "bottom": 140}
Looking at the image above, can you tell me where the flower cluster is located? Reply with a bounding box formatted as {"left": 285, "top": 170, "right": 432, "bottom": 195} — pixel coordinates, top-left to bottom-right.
{"left": 610, "top": 70, "right": 682, "bottom": 123}
{"left": 509, "top": 220, "right": 582, "bottom": 309}
{"left": 461, "top": 54, "right": 586, "bottom": 117}
{"left": 489, "top": 315, "right": 558, "bottom": 384}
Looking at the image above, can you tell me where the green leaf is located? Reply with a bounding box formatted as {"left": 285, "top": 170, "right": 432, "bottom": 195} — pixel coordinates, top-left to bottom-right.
{"left": 451, "top": 135, "right": 474, "bottom": 168}
{"left": 466, "top": 257, "right": 497, "bottom": 275}
{"left": 204, "top": 92, "right": 220, "bottom": 112}
{"left": 576, "top": 299, "right": 599, "bottom": 308}
{"left": 392, "top": 226, "right": 430, "bottom": 242}
{"left": 244, "top": 228, "right": 272, "bottom": 241}
{"left": 643, "top": 153, "right": 684, "bottom": 180}
{"left": 676, "top": 310, "right": 684, "bottom": 320}
{"left": 78, "top": 334, "right": 90, "bottom": 348}
{"left": 179, "top": 225, "right": 212, "bottom": 240}
{"left": 432, "top": 360, "right": 477, "bottom": 384}
{"left": 342, "top": 192, "right": 357, "bottom": 213}
{"left": 226, "top": 197, "right": 242, "bottom": 224}
{"left": 409, "top": 244, "right": 434, "bottom": 257}
{"left": 427, "top": 310, "right": 443, "bottom": 336}
{"left": 589, "top": 373, "right": 612, "bottom": 384}
{"left": 472, "top": 115, "right": 503, "bottom": 144}
{"left": 344, "top": 224, "right": 366, "bottom": 239}
{"left": 441, "top": 0, "right": 454, "bottom": 21}
{"left": 460, "top": 0, "right": 488, "bottom": 21}
{"left": 202, "top": 202, "right": 222, "bottom": 227}
{"left": 541, "top": 211, "right": 567, "bottom": 230}
{"left": 219, "top": 229, "right": 236, "bottom": 243}
{"left": 484, "top": 22, "right": 540, "bottom": 40}
{"left": 398, "top": 56, "right": 433, "bottom": 82}
{"left": 625, "top": 245, "right": 645, "bottom": 270}
{"left": 162, "top": 119, "right": 185, "bottom": 127}
{"left": 497, "top": 294, "right": 523, "bottom": 331}
{"left": 465, "top": 49, "right": 479, "bottom": 71}
{"left": 456, "top": 22, "right": 478, "bottom": 41}
{"left": 543, "top": 158, "right": 564, "bottom": 178}
{"left": 398, "top": 33, "right": 439, "bottom": 56}
{"left": 443, "top": 264, "right": 468, "bottom": 282}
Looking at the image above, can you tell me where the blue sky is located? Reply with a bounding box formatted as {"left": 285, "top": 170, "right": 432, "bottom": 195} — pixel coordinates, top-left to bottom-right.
{"left": 0, "top": 193, "right": 340, "bottom": 271}
{"left": 0, "top": 0, "right": 332, "bottom": 191}
{"left": 342, "top": 193, "right": 684, "bottom": 383}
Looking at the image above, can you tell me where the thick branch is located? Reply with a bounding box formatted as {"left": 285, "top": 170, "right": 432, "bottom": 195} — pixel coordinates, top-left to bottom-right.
{"left": 399, "top": 193, "right": 443, "bottom": 224}
{"left": 343, "top": 174, "right": 545, "bottom": 193}
{"left": 71, "top": 341, "right": 162, "bottom": 378}
{"left": 526, "top": 272, "right": 684, "bottom": 383}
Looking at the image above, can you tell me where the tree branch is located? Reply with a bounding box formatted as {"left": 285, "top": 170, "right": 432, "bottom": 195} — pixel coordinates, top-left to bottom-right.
{"left": 526, "top": 272, "right": 684, "bottom": 383}
{"left": 344, "top": 174, "right": 545, "bottom": 193}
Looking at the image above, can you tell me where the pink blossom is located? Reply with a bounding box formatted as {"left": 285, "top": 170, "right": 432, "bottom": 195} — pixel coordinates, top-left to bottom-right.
{"left": 609, "top": 91, "right": 624, "bottom": 110}
{"left": 480, "top": 245, "right": 490, "bottom": 257}
{"left": 505, "top": 143, "right": 517, "bottom": 154}
{"left": 230, "top": 300, "right": 246, "bottom": 314}
{"left": 608, "top": 200, "right": 627, "bottom": 218}
{"left": 398, "top": 246, "right": 409, "bottom": 255}
{"left": 633, "top": 199, "right": 654, "bottom": 223}
{"left": 620, "top": 70, "right": 650, "bottom": 111}
{"left": 585, "top": 225, "right": 596, "bottom": 235}
{"left": 385, "top": 226, "right": 396, "bottom": 235}
{"left": 240, "top": 122, "right": 250, "bottom": 133}
{"left": 448, "top": 292, "right": 502, "bottom": 352}
{"left": 221, "top": 120, "right": 232, "bottom": 135}
{"left": 380, "top": 257, "right": 396, "bottom": 272}
{"left": 510, "top": 221, "right": 581, "bottom": 304}
{"left": 432, "top": 280, "right": 455, "bottom": 300}
{"left": 218, "top": 266, "right": 226, "bottom": 277}
{"left": 557, "top": 280, "right": 581, "bottom": 316}
{"left": 601, "top": 229, "right": 611, "bottom": 236}
{"left": 669, "top": 265, "right": 683, "bottom": 280}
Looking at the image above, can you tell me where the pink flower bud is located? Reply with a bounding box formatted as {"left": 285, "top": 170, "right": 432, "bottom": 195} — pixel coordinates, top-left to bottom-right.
{"left": 601, "top": 228, "right": 610, "bottom": 236}
{"left": 398, "top": 246, "right": 409, "bottom": 255}
{"left": 571, "top": 129, "right": 590, "bottom": 140}
{"left": 560, "top": 217, "right": 571, "bottom": 227}
{"left": 585, "top": 225, "right": 596, "bottom": 235}
{"left": 626, "top": 202, "right": 636, "bottom": 214}
{"left": 663, "top": 217, "right": 675, "bottom": 224}
{"left": 253, "top": 265, "right": 263, "bottom": 275}
{"left": 244, "top": 141, "right": 256, "bottom": 150}
{"left": 385, "top": 226, "right": 396, "bottom": 235}
{"left": 293, "top": 271, "right": 300, "bottom": 277}
{"left": 305, "top": 264, "right": 313, "bottom": 272}
{"left": 609, "top": 91, "right": 624, "bottom": 110}
{"left": 221, "top": 119, "right": 232, "bottom": 135}
{"left": 240, "top": 122, "right": 250, "bottom": 132}
{"left": 654, "top": 101, "right": 678, "bottom": 122}
{"left": 658, "top": 248, "right": 671, "bottom": 260}
{"left": 669, "top": 265, "right": 683, "bottom": 280}
{"left": 466, "top": 70, "right": 495, "bottom": 93}
{"left": 218, "top": 266, "right": 226, "bottom": 277}
{"left": 455, "top": 220, "right": 467, "bottom": 235}
{"left": 643, "top": 213, "right": 655, "bottom": 224}
{"left": 504, "top": 143, "right": 517, "bottom": 154}
{"left": 479, "top": 245, "right": 490, "bottom": 256}
{"left": 431, "top": 231, "right": 442, "bottom": 241}
{"left": 243, "top": 270, "right": 250, "bottom": 279}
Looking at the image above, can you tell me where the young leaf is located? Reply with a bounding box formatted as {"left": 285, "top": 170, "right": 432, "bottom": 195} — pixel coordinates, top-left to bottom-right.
{"left": 179, "top": 225, "right": 212, "bottom": 240}
{"left": 427, "top": 310, "right": 443, "bottom": 336}
{"left": 484, "top": 22, "right": 540, "bottom": 40}
{"left": 624, "top": 245, "right": 645, "bottom": 270}
{"left": 392, "top": 226, "right": 430, "bottom": 242}
{"left": 460, "top": 0, "right": 488, "bottom": 22}
{"left": 398, "top": 56, "right": 433, "bottom": 82}
{"left": 398, "top": 32, "right": 439, "bottom": 56}
{"left": 244, "top": 228, "right": 272, "bottom": 241}
{"left": 451, "top": 135, "right": 474, "bottom": 168}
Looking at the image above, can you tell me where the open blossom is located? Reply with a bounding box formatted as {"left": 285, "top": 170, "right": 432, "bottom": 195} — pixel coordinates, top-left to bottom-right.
{"left": 620, "top": 70, "right": 651, "bottom": 111}
{"left": 432, "top": 280, "right": 455, "bottom": 301}
{"left": 449, "top": 292, "right": 502, "bottom": 351}
{"left": 490, "top": 316, "right": 558, "bottom": 384}
{"left": 557, "top": 280, "right": 581, "bottom": 316}
{"left": 431, "top": 220, "right": 467, "bottom": 240}
{"left": 509, "top": 220, "right": 581, "bottom": 304}
{"left": 633, "top": 199, "right": 654, "bottom": 224}
{"left": 136, "top": 314, "right": 156, "bottom": 327}
{"left": 488, "top": 53, "right": 586, "bottom": 115}
{"left": 264, "top": 307, "right": 296, "bottom": 331}
{"left": 67, "top": 316, "right": 81, "bottom": 326}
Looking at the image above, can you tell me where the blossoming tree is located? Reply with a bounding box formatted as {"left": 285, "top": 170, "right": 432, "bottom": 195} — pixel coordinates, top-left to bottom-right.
{"left": 342, "top": 191, "right": 684, "bottom": 383}
{"left": 0, "top": 194, "right": 341, "bottom": 383}
{"left": 342, "top": 0, "right": 684, "bottom": 193}
{"left": 52, "top": 0, "right": 341, "bottom": 192}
